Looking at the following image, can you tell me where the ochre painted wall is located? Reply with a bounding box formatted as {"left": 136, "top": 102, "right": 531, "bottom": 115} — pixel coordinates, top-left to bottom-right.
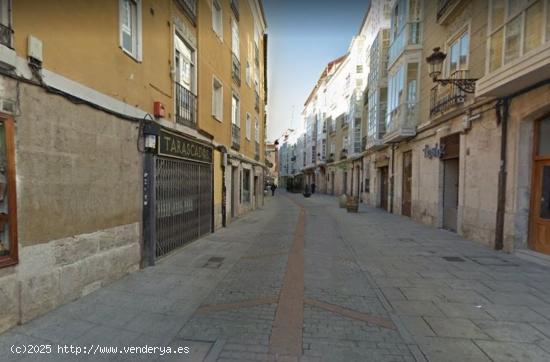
{"left": 13, "top": 0, "right": 195, "bottom": 121}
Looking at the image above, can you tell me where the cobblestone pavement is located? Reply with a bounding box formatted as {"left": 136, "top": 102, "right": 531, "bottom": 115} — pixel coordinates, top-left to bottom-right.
{"left": 1, "top": 192, "right": 550, "bottom": 361}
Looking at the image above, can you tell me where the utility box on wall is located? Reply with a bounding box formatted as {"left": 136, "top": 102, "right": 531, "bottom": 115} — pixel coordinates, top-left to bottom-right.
{"left": 153, "top": 101, "right": 166, "bottom": 118}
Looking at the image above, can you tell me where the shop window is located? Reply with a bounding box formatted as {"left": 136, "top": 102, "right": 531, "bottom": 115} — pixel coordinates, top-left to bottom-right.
{"left": 0, "top": 117, "right": 17, "bottom": 267}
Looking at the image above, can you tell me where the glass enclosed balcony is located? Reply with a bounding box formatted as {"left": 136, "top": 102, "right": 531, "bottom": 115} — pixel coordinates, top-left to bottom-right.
{"left": 388, "top": 22, "right": 421, "bottom": 67}
{"left": 384, "top": 102, "right": 417, "bottom": 143}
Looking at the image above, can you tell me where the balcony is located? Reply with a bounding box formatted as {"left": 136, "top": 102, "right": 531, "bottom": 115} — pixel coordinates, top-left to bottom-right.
{"left": 366, "top": 102, "right": 387, "bottom": 151}
{"left": 430, "top": 70, "right": 468, "bottom": 117}
{"left": 327, "top": 153, "right": 335, "bottom": 163}
{"left": 340, "top": 115, "right": 349, "bottom": 129}
{"left": 175, "top": 82, "right": 197, "bottom": 128}
{"left": 175, "top": 0, "right": 197, "bottom": 23}
{"left": 384, "top": 102, "right": 417, "bottom": 143}
{"left": 0, "top": 23, "right": 13, "bottom": 48}
{"left": 388, "top": 22, "right": 421, "bottom": 67}
{"left": 255, "top": 141, "right": 260, "bottom": 161}
{"left": 230, "top": 0, "right": 239, "bottom": 20}
{"left": 437, "top": 0, "right": 465, "bottom": 25}
{"left": 231, "top": 124, "right": 240, "bottom": 151}
{"left": 254, "top": 91, "right": 260, "bottom": 113}
{"left": 232, "top": 53, "right": 241, "bottom": 86}
{"left": 340, "top": 149, "right": 348, "bottom": 160}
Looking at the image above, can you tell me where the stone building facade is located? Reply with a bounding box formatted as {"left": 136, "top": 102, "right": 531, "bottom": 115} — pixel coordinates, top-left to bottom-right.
{"left": 292, "top": 0, "right": 550, "bottom": 261}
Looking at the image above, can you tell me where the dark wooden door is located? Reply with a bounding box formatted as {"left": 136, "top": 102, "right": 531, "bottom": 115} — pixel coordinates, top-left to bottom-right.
{"left": 530, "top": 117, "right": 550, "bottom": 254}
{"left": 402, "top": 151, "right": 412, "bottom": 217}
{"left": 380, "top": 167, "right": 389, "bottom": 210}
{"left": 530, "top": 160, "right": 550, "bottom": 254}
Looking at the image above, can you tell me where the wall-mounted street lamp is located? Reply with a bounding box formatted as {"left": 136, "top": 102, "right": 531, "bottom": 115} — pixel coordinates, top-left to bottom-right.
{"left": 426, "top": 47, "right": 477, "bottom": 94}
{"left": 143, "top": 120, "right": 159, "bottom": 151}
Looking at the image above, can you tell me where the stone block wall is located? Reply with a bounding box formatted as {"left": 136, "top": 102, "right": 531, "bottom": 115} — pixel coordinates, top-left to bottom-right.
{"left": 0, "top": 81, "right": 142, "bottom": 333}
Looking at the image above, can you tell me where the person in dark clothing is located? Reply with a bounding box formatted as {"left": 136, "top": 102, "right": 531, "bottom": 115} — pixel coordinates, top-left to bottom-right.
{"left": 270, "top": 184, "right": 277, "bottom": 196}
{"left": 311, "top": 183, "right": 316, "bottom": 194}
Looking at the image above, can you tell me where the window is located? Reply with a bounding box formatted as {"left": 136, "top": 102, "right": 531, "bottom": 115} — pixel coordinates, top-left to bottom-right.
{"left": 231, "top": 17, "right": 239, "bottom": 57}
{"left": 0, "top": 0, "right": 12, "bottom": 47}
{"left": 448, "top": 31, "right": 469, "bottom": 74}
{"left": 212, "top": 0, "right": 223, "bottom": 39}
{"left": 488, "top": 0, "right": 549, "bottom": 72}
{"left": 246, "top": 113, "right": 251, "bottom": 140}
{"left": 175, "top": 34, "right": 195, "bottom": 91}
{"left": 356, "top": 65, "right": 363, "bottom": 73}
{"left": 212, "top": 78, "right": 223, "bottom": 121}
{"left": 0, "top": 117, "right": 17, "bottom": 268}
{"left": 231, "top": 93, "right": 240, "bottom": 126}
{"left": 119, "top": 0, "right": 141, "bottom": 60}
{"left": 255, "top": 117, "right": 260, "bottom": 141}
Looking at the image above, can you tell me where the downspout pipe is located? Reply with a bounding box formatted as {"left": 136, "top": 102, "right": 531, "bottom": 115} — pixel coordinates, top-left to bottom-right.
{"left": 494, "top": 98, "right": 509, "bottom": 250}
{"left": 390, "top": 144, "right": 395, "bottom": 214}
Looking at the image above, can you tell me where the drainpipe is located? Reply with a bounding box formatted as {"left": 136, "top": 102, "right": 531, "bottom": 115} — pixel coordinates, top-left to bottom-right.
{"left": 390, "top": 144, "right": 395, "bottom": 213}
{"left": 494, "top": 98, "right": 509, "bottom": 250}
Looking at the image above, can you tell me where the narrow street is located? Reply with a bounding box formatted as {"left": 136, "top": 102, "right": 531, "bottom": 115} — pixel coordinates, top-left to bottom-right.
{"left": 2, "top": 193, "right": 550, "bottom": 362}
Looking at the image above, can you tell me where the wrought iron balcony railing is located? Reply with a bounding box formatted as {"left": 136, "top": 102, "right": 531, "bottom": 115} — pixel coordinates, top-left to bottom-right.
{"left": 0, "top": 23, "right": 13, "bottom": 48}
{"left": 176, "top": 0, "right": 197, "bottom": 22}
{"left": 430, "top": 70, "right": 468, "bottom": 117}
{"left": 255, "top": 141, "right": 260, "bottom": 161}
{"left": 232, "top": 53, "right": 241, "bottom": 86}
{"left": 175, "top": 82, "right": 197, "bottom": 128}
{"left": 230, "top": 0, "right": 239, "bottom": 20}
{"left": 254, "top": 91, "right": 260, "bottom": 113}
{"left": 231, "top": 124, "right": 240, "bottom": 150}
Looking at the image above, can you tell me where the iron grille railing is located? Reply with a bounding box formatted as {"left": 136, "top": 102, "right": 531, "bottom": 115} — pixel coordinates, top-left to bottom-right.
{"left": 429, "top": 70, "right": 467, "bottom": 117}
{"left": 254, "top": 91, "right": 260, "bottom": 112}
{"left": 175, "top": 82, "right": 197, "bottom": 127}
{"left": 0, "top": 23, "right": 13, "bottom": 48}
{"left": 231, "top": 123, "right": 240, "bottom": 150}
{"left": 230, "top": 0, "right": 239, "bottom": 20}
{"left": 232, "top": 53, "right": 241, "bottom": 86}
{"left": 254, "top": 44, "right": 260, "bottom": 66}
{"left": 437, "top": 0, "right": 456, "bottom": 22}
{"left": 255, "top": 141, "right": 260, "bottom": 161}
{"left": 155, "top": 157, "right": 212, "bottom": 258}
{"left": 176, "top": 0, "right": 197, "bottom": 22}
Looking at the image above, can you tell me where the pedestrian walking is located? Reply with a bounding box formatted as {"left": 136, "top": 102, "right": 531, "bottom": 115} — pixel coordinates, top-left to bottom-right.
{"left": 271, "top": 183, "right": 277, "bottom": 196}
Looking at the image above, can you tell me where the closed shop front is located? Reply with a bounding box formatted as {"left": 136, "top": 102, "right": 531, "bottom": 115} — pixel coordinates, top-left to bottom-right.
{"left": 145, "top": 127, "right": 213, "bottom": 261}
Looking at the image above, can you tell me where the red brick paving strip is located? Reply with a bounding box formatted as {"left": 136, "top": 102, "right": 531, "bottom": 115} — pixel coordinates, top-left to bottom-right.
{"left": 269, "top": 201, "right": 306, "bottom": 359}
{"left": 304, "top": 298, "right": 397, "bottom": 330}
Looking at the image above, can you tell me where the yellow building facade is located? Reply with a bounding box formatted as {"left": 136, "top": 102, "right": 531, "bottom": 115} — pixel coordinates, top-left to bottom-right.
{"left": 0, "top": 0, "right": 266, "bottom": 333}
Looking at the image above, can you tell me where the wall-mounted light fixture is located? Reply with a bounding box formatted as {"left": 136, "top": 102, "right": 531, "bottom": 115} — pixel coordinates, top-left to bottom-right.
{"left": 143, "top": 120, "right": 159, "bottom": 151}
{"left": 426, "top": 47, "right": 477, "bottom": 94}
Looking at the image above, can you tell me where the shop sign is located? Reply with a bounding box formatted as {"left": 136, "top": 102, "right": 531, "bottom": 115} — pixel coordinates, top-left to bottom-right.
{"left": 158, "top": 129, "right": 213, "bottom": 164}
{"left": 423, "top": 143, "right": 446, "bottom": 159}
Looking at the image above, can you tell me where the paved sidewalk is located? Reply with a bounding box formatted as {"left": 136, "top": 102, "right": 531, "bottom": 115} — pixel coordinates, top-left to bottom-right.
{"left": 0, "top": 192, "right": 549, "bottom": 361}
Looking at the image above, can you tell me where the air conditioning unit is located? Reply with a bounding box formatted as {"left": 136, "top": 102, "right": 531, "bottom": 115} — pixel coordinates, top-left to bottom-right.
{"left": 0, "top": 98, "right": 15, "bottom": 114}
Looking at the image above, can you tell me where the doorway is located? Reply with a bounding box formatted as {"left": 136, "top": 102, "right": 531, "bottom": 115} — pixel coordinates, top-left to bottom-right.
{"left": 231, "top": 166, "right": 238, "bottom": 218}
{"left": 380, "top": 166, "right": 389, "bottom": 211}
{"left": 441, "top": 133, "right": 460, "bottom": 232}
{"left": 402, "top": 151, "right": 412, "bottom": 217}
{"left": 331, "top": 171, "right": 335, "bottom": 195}
{"left": 529, "top": 117, "right": 550, "bottom": 254}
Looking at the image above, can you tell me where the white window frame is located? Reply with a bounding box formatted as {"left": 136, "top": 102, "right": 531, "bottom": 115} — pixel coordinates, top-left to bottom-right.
{"left": 231, "top": 16, "right": 240, "bottom": 58}
{"left": 231, "top": 92, "right": 240, "bottom": 127}
{"left": 486, "top": 0, "right": 550, "bottom": 73}
{"left": 245, "top": 113, "right": 251, "bottom": 140}
{"left": 174, "top": 31, "right": 196, "bottom": 92}
{"left": 119, "top": 0, "right": 142, "bottom": 61}
{"left": 445, "top": 25, "right": 470, "bottom": 77}
{"left": 212, "top": 0, "right": 223, "bottom": 40}
{"left": 212, "top": 76, "right": 223, "bottom": 122}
